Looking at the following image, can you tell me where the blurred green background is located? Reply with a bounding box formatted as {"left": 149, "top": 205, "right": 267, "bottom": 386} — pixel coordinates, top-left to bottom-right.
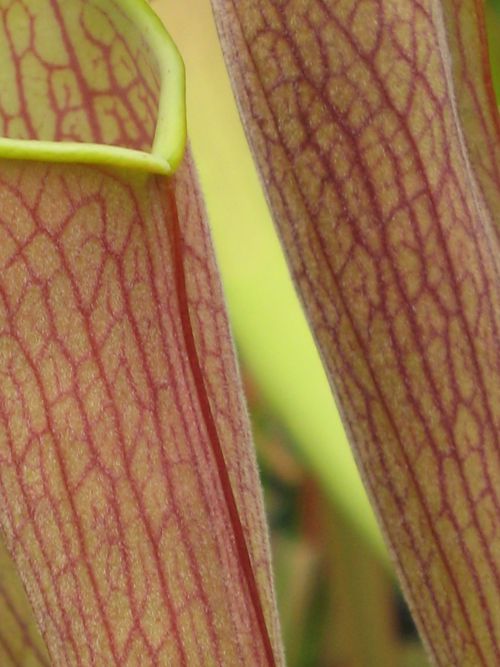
{"left": 159, "top": 1, "right": 500, "bottom": 665}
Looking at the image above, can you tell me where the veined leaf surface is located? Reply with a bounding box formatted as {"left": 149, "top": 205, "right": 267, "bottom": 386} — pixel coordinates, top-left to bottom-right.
{"left": 211, "top": 0, "right": 500, "bottom": 664}
{"left": 0, "top": 1, "right": 283, "bottom": 664}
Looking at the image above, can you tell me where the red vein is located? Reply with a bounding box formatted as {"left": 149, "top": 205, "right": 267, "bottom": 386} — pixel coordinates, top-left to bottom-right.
{"left": 166, "top": 183, "right": 277, "bottom": 667}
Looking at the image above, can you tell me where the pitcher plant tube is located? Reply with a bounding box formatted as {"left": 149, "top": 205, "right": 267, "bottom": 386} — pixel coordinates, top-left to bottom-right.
{"left": 0, "top": 1, "right": 283, "bottom": 665}
{"left": 2, "top": 0, "right": 500, "bottom": 666}
{"left": 209, "top": 0, "right": 500, "bottom": 665}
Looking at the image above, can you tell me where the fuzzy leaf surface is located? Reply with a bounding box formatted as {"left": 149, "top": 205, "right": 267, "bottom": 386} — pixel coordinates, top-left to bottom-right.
{"left": 211, "top": 0, "right": 500, "bottom": 664}
{"left": 0, "top": 1, "right": 282, "bottom": 664}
